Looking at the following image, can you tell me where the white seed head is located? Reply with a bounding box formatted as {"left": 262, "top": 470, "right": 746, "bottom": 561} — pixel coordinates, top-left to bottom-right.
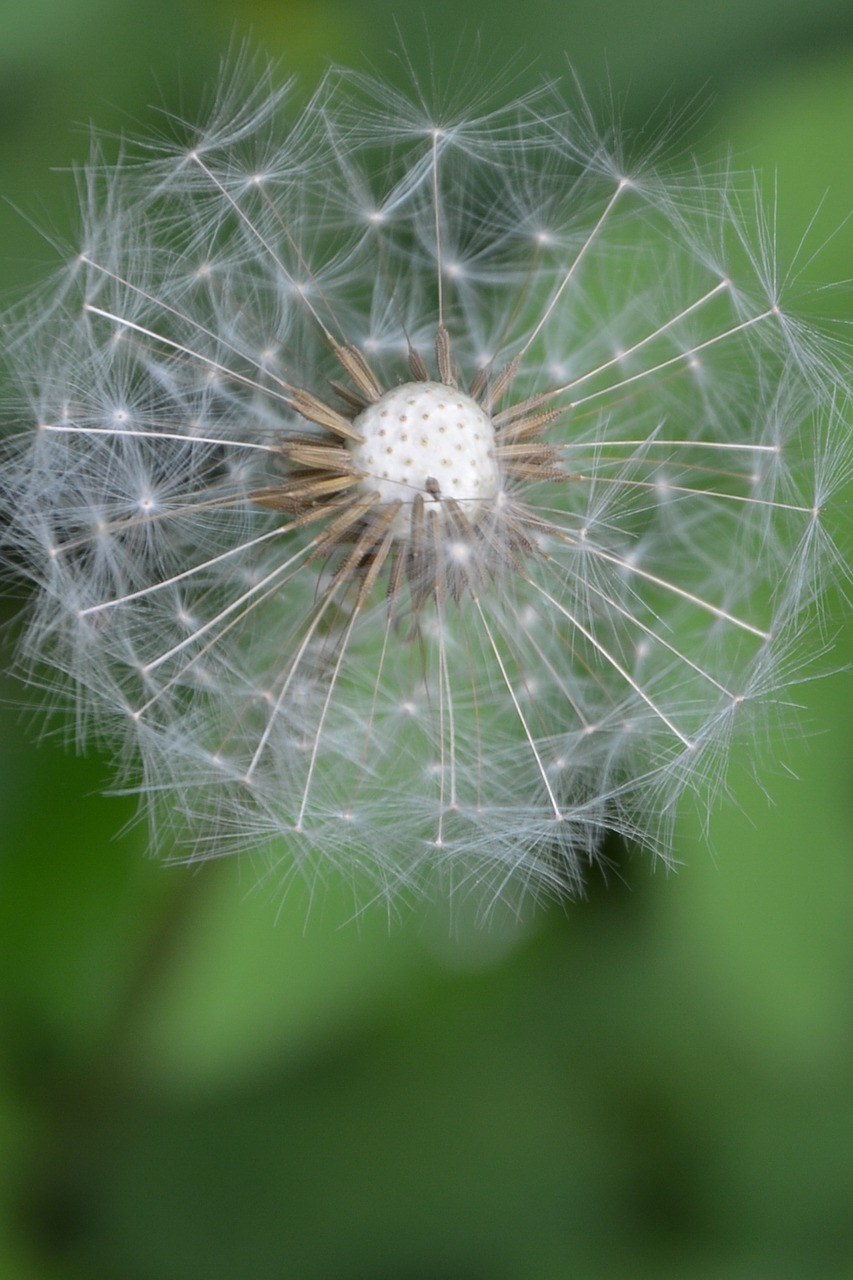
{"left": 0, "top": 56, "right": 845, "bottom": 916}
{"left": 350, "top": 382, "right": 499, "bottom": 531}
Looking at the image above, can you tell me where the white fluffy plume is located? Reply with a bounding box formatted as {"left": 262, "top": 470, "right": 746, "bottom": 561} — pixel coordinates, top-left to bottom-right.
{"left": 1, "top": 56, "right": 847, "bottom": 912}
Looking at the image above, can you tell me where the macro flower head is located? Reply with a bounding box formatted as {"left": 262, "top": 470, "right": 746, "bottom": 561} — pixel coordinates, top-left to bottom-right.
{"left": 1, "top": 55, "right": 847, "bottom": 912}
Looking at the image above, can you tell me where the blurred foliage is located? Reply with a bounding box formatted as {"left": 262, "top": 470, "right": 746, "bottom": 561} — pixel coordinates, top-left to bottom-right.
{"left": 0, "top": 0, "right": 851, "bottom": 1277}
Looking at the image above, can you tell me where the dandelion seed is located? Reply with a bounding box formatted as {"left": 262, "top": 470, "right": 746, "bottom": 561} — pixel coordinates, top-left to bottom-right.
{"left": 0, "top": 56, "right": 847, "bottom": 913}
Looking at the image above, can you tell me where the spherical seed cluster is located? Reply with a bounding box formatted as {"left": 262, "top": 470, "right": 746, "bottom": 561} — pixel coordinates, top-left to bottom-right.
{"left": 350, "top": 382, "right": 499, "bottom": 529}
{"left": 0, "top": 58, "right": 845, "bottom": 914}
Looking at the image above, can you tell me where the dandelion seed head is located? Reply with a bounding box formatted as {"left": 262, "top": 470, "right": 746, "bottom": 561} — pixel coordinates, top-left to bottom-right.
{"left": 0, "top": 54, "right": 846, "bottom": 915}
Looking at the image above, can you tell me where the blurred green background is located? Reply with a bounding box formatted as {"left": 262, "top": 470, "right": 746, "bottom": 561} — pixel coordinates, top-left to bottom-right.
{"left": 0, "top": 1, "right": 851, "bottom": 1277}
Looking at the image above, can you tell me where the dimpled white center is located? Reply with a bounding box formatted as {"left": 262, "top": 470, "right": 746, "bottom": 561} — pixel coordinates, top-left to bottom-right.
{"left": 350, "top": 381, "right": 499, "bottom": 532}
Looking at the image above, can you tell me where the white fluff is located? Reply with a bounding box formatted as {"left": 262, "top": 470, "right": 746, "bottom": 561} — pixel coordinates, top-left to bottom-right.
{"left": 0, "top": 56, "right": 847, "bottom": 915}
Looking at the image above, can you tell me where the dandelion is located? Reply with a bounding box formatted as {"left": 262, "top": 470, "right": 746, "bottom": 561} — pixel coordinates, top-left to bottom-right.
{"left": 1, "top": 56, "right": 847, "bottom": 912}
